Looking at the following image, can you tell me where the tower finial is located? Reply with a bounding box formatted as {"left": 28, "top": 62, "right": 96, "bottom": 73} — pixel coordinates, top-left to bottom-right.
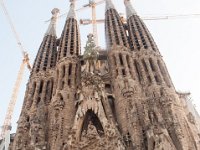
{"left": 124, "top": 0, "right": 137, "bottom": 18}
{"left": 105, "top": 0, "right": 115, "bottom": 11}
{"left": 45, "top": 8, "right": 60, "bottom": 36}
{"left": 67, "top": 0, "right": 76, "bottom": 19}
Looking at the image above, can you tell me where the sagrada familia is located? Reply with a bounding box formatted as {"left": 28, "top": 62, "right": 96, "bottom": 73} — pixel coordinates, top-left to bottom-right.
{"left": 10, "top": 0, "right": 200, "bottom": 149}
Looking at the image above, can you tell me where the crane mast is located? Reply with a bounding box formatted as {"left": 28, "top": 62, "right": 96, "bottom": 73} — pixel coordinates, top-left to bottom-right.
{"left": 50, "top": 0, "right": 200, "bottom": 47}
{"left": 46, "top": 0, "right": 104, "bottom": 46}
{"left": 91, "top": 1, "right": 98, "bottom": 46}
{"left": 0, "top": 60, "right": 26, "bottom": 140}
{"left": 0, "top": 0, "right": 31, "bottom": 143}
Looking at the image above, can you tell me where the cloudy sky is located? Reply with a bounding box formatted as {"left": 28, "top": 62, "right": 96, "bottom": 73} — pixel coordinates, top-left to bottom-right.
{"left": 0, "top": 0, "right": 200, "bottom": 133}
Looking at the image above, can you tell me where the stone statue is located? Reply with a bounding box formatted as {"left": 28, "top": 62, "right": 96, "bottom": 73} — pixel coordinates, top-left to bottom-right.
{"left": 29, "top": 114, "right": 46, "bottom": 149}
{"left": 15, "top": 135, "right": 23, "bottom": 150}
{"left": 123, "top": 133, "right": 132, "bottom": 147}
{"left": 147, "top": 125, "right": 176, "bottom": 150}
{"left": 149, "top": 111, "right": 158, "bottom": 125}
{"left": 86, "top": 121, "right": 99, "bottom": 140}
{"left": 53, "top": 94, "right": 65, "bottom": 111}
{"left": 187, "top": 112, "right": 196, "bottom": 124}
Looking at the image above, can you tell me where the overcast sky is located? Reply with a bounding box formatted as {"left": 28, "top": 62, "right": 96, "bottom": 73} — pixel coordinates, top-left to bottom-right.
{"left": 0, "top": 0, "right": 200, "bottom": 133}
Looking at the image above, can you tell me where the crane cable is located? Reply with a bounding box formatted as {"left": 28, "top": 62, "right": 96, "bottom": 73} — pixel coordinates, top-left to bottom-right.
{"left": 142, "top": 13, "right": 200, "bottom": 20}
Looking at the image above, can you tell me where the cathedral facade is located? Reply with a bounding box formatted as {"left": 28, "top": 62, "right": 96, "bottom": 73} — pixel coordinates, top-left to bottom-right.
{"left": 11, "top": 0, "right": 200, "bottom": 149}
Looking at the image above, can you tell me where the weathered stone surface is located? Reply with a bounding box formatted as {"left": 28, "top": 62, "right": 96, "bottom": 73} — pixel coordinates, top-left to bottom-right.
{"left": 11, "top": 1, "right": 200, "bottom": 150}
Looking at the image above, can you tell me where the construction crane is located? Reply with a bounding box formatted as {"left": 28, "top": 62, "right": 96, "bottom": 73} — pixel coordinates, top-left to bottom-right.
{"left": 46, "top": 0, "right": 104, "bottom": 46}
{"left": 0, "top": 0, "right": 31, "bottom": 146}
{"left": 80, "top": 13, "right": 200, "bottom": 25}
{"left": 80, "top": 0, "right": 105, "bottom": 46}
{"left": 51, "top": 0, "right": 200, "bottom": 45}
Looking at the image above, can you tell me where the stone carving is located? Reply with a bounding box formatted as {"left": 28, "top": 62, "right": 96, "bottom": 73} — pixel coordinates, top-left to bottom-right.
{"left": 17, "top": 114, "right": 30, "bottom": 132}
{"left": 173, "top": 122, "right": 184, "bottom": 140}
{"left": 12, "top": 3, "right": 200, "bottom": 148}
{"left": 99, "top": 62, "right": 109, "bottom": 75}
{"left": 147, "top": 125, "right": 176, "bottom": 150}
{"left": 71, "top": 42, "right": 126, "bottom": 148}
{"left": 187, "top": 112, "right": 196, "bottom": 125}
{"left": 66, "top": 120, "right": 125, "bottom": 150}
{"left": 160, "top": 87, "right": 174, "bottom": 105}
{"left": 121, "top": 79, "right": 136, "bottom": 98}
{"left": 85, "top": 121, "right": 100, "bottom": 140}
{"left": 14, "top": 114, "right": 31, "bottom": 149}
{"left": 15, "top": 135, "right": 23, "bottom": 150}
{"left": 53, "top": 94, "right": 65, "bottom": 111}
{"left": 75, "top": 72, "right": 104, "bottom": 121}
{"left": 104, "top": 122, "right": 117, "bottom": 138}
{"left": 148, "top": 111, "right": 158, "bottom": 125}
{"left": 30, "top": 114, "right": 46, "bottom": 149}
{"left": 123, "top": 133, "right": 132, "bottom": 147}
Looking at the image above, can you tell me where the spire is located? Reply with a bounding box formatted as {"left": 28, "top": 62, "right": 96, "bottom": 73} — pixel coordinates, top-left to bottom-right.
{"left": 105, "top": 0, "right": 129, "bottom": 48}
{"left": 57, "top": 1, "right": 81, "bottom": 61}
{"left": 45, "top": 8, "right": 60, "bottom": 36}
{"left": 105, "top": 0, "right": 115, "bottom": 11}
{"left": 125, "top": 1, "right": 159, "bottom": 52}
{"left": 67, "top": 1, "right": 76, "bottom": 19}
{"left": 32, "top": 9, "right": 58, "bottom": 73}
{"left": 124, "top": 0, "right": 137, "bottom": 18}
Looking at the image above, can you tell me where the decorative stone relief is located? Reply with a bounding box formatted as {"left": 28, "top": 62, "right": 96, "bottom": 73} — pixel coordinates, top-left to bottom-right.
{"left": 30, "top": 114, "right": 46, "bottom": 149}
{"left": 187, "top": 112, "right": 196, "bottom": 125}
{"left": 147, "top": 124, "right": 176, "bottom": 150}
{"left": 67, "top": 120, "right": 125, "bottom": 150}
{"left": 160, "top": 87, "right": 174, "bottom": 105}
{"left": 120, "top": 79, "right": 138, "bottom": 99}
{"left": 52, "top": 94, "right": 65, "bottom": 111}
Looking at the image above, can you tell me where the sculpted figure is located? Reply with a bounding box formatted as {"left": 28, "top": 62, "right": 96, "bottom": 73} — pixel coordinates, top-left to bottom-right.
{"left": 53, "top": 94, "right": 65, "bottom": 111}
{"left": 77, "top": 87, "right": 84, "bottom": 102}
{"left": 105, "top": 122, "right": 117, "bottom": 138}
{"left": 147, "top": 125, "right": 176, "bottom": 150}
{"left": 116, "top": 139, "right": 125, "bottom": 150}
{"left": 99, "top": 62, "right": 109, "bottom": 75}
{"left": 154, "top": 128, "right": 176, "bottom": 150}
{"left": 30, "top": 115, "right": 46, "bottom": 149}
{"left": 15, "top": 135, "right": 23, "bottom": 150}
{"left": 123, "top": 133, "right": 132, "bottom": 147}
{"left": 149, "top": 111, "right": 158, "bottom": 125}
{"left": 187, "top": 112, "right": 196, "bottom": 124}
{"left": 86, "top": 121, "right": 99, "bottom": 140}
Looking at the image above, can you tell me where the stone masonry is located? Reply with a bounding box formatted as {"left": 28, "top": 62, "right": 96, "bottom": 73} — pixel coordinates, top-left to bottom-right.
{"left": 11, "top": 0, "right": 200, "bottom": 150}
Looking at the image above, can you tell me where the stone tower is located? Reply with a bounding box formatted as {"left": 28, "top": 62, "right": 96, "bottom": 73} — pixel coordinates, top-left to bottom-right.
{"left": 11, "top": 0, "right": 200, "bottom": 150}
